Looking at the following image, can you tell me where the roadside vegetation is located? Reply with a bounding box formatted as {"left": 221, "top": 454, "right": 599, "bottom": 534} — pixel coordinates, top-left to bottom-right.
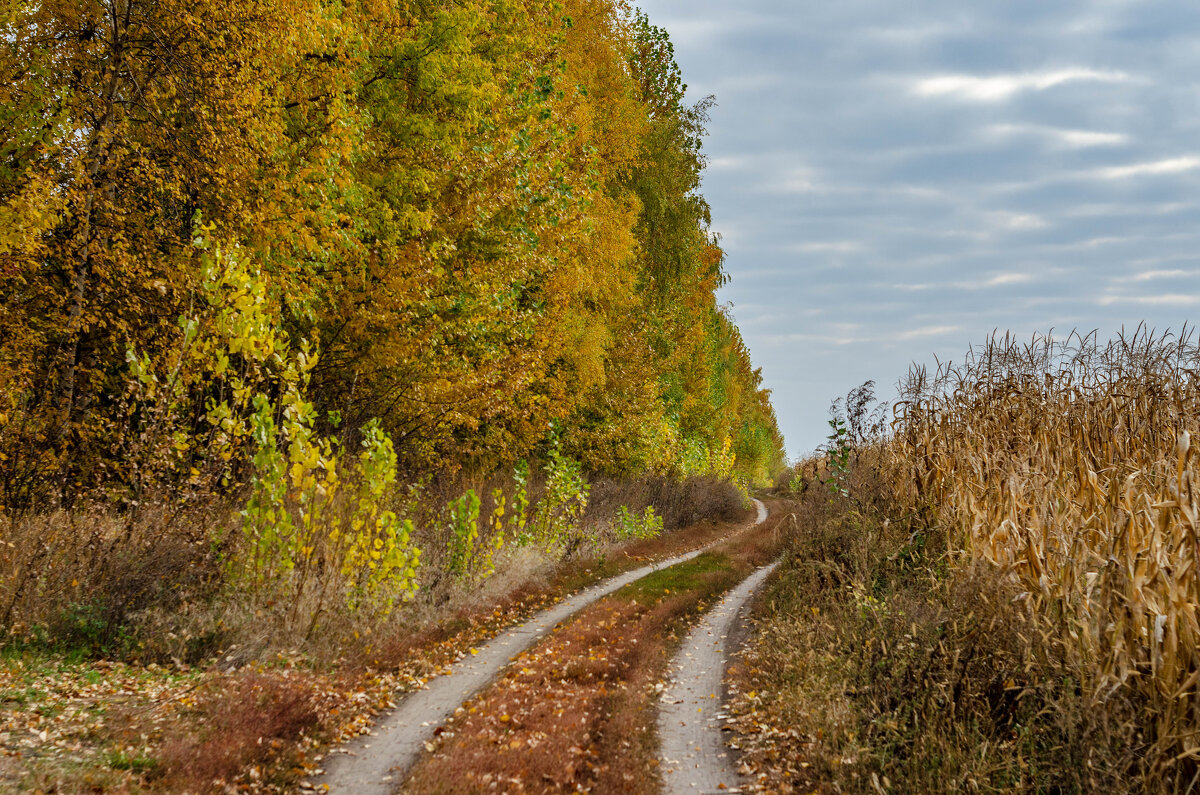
{"left": 2, "top": 479, "right": 750, "bottom": 793}
{"left": 734, "top": 328, "right": 1200, "bottom": 793}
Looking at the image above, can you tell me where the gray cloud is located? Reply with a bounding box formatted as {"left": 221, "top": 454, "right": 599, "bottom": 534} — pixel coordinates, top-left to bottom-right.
{"left": 636, "top": 0, "right": 1200, "bottom": 456}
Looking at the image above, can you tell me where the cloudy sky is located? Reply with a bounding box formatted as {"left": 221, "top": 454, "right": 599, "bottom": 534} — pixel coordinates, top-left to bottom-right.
{"left": 634, "top": 0, "right": 1200, "bottom": 457}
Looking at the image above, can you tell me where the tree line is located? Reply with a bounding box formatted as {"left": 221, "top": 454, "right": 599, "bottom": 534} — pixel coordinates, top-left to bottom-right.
{"left": 0, "top": 0, "right": 785, "bottom": 511}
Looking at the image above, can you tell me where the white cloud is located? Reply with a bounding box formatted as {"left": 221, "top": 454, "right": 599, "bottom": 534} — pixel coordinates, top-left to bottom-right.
{"left": 897, "top": 325, "right": 963, "bottom": 340}
{"left": 886, "top": 185, "right": 949, "bottom": 201}
{"left": 773, "top": 167, "right": 819, "bottom": 194}
{"left": 993, "top": 158, "right": 1200, "bottom": 194}
{"left": 650, "top": 18, "right": 725, "bottom": 48}
{"left": 946, "top": 272, "right": 1036, "bottom": 290}
{"left": 785, "top": 241, "right": 865, "bottom": 254}
{"left": 1108, "top": 268, "right": 1197, "bottom": 283}
{"left": 1056, "top": 130, "right": 1130, "bottom": 148}
{"left": 863, "top": 23, "right": 957, "bottom": 45}
{"left": 1133, "top": 269, "right": 1195, "bottom": 281}
{"left": 985, "top": 211, "right": 1049, "bottom": 231}
{"left": 713, "top": 73, "right": 781, "bottom": 95}
{"left": 707, "top": 156, "right": 749, "bottom": 171}
{"left": 987, "top": 123, "right": 1130, "bottom": 148}
{"left": 1097, "top": 293, "right": 1200, "bottom": 306}
{"left": 770, "top": 335, "right": 865, "bottom": 346}
{"left": 1064, "top": 202, "right": 1193, "bottom": 218}
{"left": 912, "top": 68, "right": 1130, "bottom": 102}
{"left": 1130, "top": 253, "right": 1200, "bottom": 267}
{"left": 984, "top": 272, "right": 1034, "bottom": 286}
{"left": 763, "top": 322, "right": 871, "bottom": 347}
{"left": 1092, "top": 156, "right": 1200, "bottom": 179}
{"left": 1038, "top": 235, "right": 1137, "bottom": 251}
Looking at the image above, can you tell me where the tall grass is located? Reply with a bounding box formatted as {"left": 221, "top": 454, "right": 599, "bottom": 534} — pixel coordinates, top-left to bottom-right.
{"left": 896, "top": 327, "right": 1200, "bottom": 787}
{"left": 0, "top": 464, "right": 741, "bottom": 666}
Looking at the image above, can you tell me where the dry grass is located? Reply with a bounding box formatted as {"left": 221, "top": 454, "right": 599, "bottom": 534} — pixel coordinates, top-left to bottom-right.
{"left": 0, "top": 471, "right": 745, "bottom": 665}
{"left": 0, "top": 505, "right": 227, "bottom": 662}
{"left": 585, "top": 475, "right": 745, "bottom": 532}
{"left": 153, "top": 670, "right": 342, "bottom": 792}
{"left": 0, "top": 652, "right": 343, "bottom": 795}
{"left": 730, "top": 488, "right": 1121, "bottom": 793}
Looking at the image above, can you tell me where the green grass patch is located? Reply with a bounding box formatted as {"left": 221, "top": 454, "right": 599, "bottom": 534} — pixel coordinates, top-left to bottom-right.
{"left": 617, "top": 552, "right": 731, "bottom": 601}
{"left": 106, "top": 749, "right": 159, "bottom": 774}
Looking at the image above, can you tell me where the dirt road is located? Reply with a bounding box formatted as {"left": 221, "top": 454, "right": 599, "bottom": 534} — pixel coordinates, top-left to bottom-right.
{"left": 314, "top": 499, "right": 768, "bottom": 794}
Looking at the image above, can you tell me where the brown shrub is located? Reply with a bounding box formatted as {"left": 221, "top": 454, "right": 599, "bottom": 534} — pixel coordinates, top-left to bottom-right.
{"left": 155, "top": 670, "right": 337, "bottom": 792}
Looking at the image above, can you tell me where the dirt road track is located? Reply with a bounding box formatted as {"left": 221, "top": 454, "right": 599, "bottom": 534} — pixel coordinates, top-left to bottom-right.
{"left": 313, "top": 499, "right": 768, "bottom": 794}
{"left": 657, "top": 559, "right": 779, "bottom": 793}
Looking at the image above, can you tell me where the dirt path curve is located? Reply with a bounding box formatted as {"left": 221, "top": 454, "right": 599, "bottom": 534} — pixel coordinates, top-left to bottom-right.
{"left": 658, "top": 554, "right": 779, "bottom": 793}
{"left": 313, "top": 498, "right": 768, "bottom": 794}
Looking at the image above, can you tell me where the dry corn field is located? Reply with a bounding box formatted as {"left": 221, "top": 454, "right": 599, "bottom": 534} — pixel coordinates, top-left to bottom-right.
{"left": 896, "top": 327, "right": 1200, "bottom": 786}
